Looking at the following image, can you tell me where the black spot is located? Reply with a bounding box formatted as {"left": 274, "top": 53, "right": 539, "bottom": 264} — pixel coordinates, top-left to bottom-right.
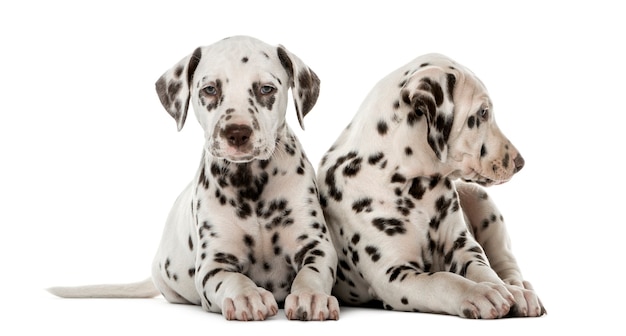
{"left": 324, "top": 151, "right": 358, "bottom": 202}
{"left": 453, "top": 234, "right": 467, "bottom": 250}
{"left": 408, "top": 179, "right": 426, "bottom": 200}
{"left": 339, "top": 259, "right": 351, "bottom": 271}
{"left": 343, "top": 157, "right": 363, "bottom": 177}
{"left": 460, "top": 260, "right": 473, "bottom": 277}
{"left": 468, "top": 116, "right": 476, "bottom": 129}
{"left": 480, "top": 144, "right": 487, "bottom": 157}
{"left": 429, "top": 174, "right": 442, "bottom": 189}
{"left": 188, "top": 47, "right": 202, "bottom": 87}
{"left": 386, "top": 264, "right": 420, "bottom": 282}
{"left": 482, "top": 219, "right": 490, "bottom": 229}
{"left": 202, "top": 268, "right": 225, "bottom": 287}
{"left": 174, "top": 65, "right": 184, "bottom": 78}
{"left": 407, "top": 109, "right": 423, "bottom": 126}
{"left": 420, "top": 78, "right": 444, "bottom": 106}
{"left": 396, "top": 197, "right": 415, "bottom": 216}
{"left": 463, "top": 308, "right": 477, "bottom": 319}
{"left": 391, "top": 173, "right": 406, "bottom": 184}
{"left": 213, "top": 252, "right": 240, "bottom": 267}
{"left": 365, "top": 246, "right": 381, "bottom": 262}
{"left": 405, "top": 147, "right": 413, "bottom": 156}
{"left": 372, "top": 217, "right": 406, "bottom": 236}
{"left": 241, "top": 57, "right": 249, "bottom": 63}
{"left": 243, "top": 234, "right": 255, "bottom": 247}
{"left": 368, "top": 152, "right": 384, "bottom": 165}
{"left": 412, "top": 91, "right": 436, "bottom": 121}
{"left": 377, "top": 120, "right": 388, "bottom": 135}
{"left": 198, "top": 165, "right": 210, "bottom": 189}
{"left": 446, "top": 73, "right": 456, "bottom": 102}
{"left": 352, "top": 198, "right": 373, "bottom": 213}
{"left": 236, "top": 201, "right": 253, "bottom": 219}
{"left": 429, "top": 217, "right": 441, "bottom": 230}
{"left": 351, "top": 250, "right": 360, "bottom": 265}
{"left": 351, "top": 233, "right": 360, "bottom": 245}
{"left": 435, "top": 195, "right": 453, "bottom": 215}
{"left": 294, "top": 240, "right": 320, "bottom": 269}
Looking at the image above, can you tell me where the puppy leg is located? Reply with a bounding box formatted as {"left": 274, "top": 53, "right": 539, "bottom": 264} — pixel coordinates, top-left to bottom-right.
{"left": 456, "top": 181, "right": 546, "bottom": 317}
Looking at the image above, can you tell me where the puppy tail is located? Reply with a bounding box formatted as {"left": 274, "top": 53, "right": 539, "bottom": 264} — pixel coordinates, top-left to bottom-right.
{"left": 47, "top": 278, "right": 160, "bottom": 299}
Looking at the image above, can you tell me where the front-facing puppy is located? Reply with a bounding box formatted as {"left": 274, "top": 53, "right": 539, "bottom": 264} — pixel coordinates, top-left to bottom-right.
{"left": 48, "top": 36, "right": 339, "bottom": 321}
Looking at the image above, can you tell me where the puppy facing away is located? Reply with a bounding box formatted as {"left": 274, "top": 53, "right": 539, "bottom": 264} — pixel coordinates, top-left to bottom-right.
{"left": 317, "top": 53, "right": 546, "bottom": 318}
{"left": 48, "top": 36, "right": 339, "bottom": 321}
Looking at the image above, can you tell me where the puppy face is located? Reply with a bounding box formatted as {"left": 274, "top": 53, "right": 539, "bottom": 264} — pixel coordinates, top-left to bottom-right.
{"left": 190, "top": 42, "right": 290, "bottom": 162}
{"left": 404, "top": 54, "right": 524, "bottom": 185}
{"left": 155, "top": 36, "right": 320, "bottom": 163}
{"left": 447, "top": 80, "right": 524, "bottom": 186}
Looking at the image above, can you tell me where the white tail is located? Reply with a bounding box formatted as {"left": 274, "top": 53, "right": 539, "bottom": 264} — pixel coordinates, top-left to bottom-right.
{"left": 47, "top": 278, "right": 160, "bottom": 299}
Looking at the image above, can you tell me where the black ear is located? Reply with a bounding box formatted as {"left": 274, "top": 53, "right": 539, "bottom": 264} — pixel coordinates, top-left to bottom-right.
{"left": 155, "top": 48, "right": 202, "bottom": 131}
{"left": 277, "top": 46, "right": 320, "bottom": 130}
{"left": 407, "top": 70, "right": 456, "bottom": 162}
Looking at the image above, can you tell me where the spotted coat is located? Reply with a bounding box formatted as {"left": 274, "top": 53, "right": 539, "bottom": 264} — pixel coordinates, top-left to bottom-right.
{"left": 47, "top": 36, "right": 338, "bottom": 322}
{"left": 317, "top": 53, "right": 545, "bottom": 319}
{"left": 150, "top": 36, "right": 338, "bottom": 321}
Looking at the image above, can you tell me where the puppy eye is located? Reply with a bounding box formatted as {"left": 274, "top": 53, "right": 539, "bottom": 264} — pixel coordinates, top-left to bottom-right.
{"left": 479, "top": 107, "right": 489, "bottom": 120}
{"left": 203, "top": 85, "right": 218, "bottom": 95}
{"left": 260, "top": 85, "right": 275, "bottom": 95}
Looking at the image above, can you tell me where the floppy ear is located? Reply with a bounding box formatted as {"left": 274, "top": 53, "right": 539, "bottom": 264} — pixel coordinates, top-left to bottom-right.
{"left": 406, "top": 69, "right": 456, "bottom": 162}
{"left": 155, "top": 48, "right": 202, "bottom": 131}
{"left": 276, "top": 45, "right": 320, "bottom": 130}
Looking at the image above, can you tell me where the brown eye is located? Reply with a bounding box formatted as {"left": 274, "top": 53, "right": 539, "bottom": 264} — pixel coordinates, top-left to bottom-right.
{"left": 203, "top": 85, "right": 217, "bottom": 95}
{"left": 260, "top": 85, "right": 275, "bottom": 95}
{"left": 479, "top": 107, "right": 489, "bottom": 120}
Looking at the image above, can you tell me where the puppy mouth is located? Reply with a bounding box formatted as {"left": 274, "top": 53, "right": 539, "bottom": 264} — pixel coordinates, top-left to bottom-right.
{"left": 467, "top": 169, "right": 509, "bottom": 186}
{"left": 208, "top": 147, "right": 260, "bottom": 163}
{"left": 208, "top": 142, "right": 274, "bottom": 163}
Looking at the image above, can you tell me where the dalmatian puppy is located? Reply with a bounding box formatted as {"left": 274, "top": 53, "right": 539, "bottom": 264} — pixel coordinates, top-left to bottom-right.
{"left": 317, "top": 53, "right": 545, "bottom": 319}
{"left": 48, "top": 36, "right": 339, "bottom": 321}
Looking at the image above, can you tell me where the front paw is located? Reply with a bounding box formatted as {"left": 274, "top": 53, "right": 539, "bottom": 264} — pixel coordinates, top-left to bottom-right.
{"left": 284, "top": 291, "right": 339, "bottom": 321}
{"left": 459, "top": 282, "right": 515, "bottom": 319}
{"left": 504, "top": 280, "right": 546, "bottom": 317}
{"left": 221, "top": 286, "right": 278, "bottom": 321}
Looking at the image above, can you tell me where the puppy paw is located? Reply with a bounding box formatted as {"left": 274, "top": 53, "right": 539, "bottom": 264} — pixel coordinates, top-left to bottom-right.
{"left": 504, "top": 280, "right": 546, "bottom": 317}
{"left": 221, "top": 286, "right": 278, "bottom": 321}
{"left": 459, "top": 282, "right": 514, "bottom": 319}
{"left": 284, "top": 291, "right": 339, "bottom": 321}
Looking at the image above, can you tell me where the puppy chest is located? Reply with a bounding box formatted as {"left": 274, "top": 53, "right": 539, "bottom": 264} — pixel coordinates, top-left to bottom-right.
{"left": 242, "top": 234, "right": 296, "bottom": 301}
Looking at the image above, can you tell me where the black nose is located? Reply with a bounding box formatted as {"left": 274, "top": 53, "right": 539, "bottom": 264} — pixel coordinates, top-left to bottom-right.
{"left": 223, "top": 124, "right": 252, "bottom": 147}
{"left": 513, "top": 154, "right": 525, "bottom": 173}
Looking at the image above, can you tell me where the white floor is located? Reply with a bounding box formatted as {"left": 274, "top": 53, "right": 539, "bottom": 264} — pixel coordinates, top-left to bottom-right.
{"left": 20, "top": 291, "right": 566, "bottom": 336}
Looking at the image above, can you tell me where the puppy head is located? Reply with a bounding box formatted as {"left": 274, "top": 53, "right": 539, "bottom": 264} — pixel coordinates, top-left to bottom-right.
{"left": 155, "top": 36, "right": 320, "bottom": 162}
{"left": 403, "top": 54, "right": 524, "bottom": 185}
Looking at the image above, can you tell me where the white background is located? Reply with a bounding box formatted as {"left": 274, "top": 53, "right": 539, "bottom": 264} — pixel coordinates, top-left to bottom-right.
{"left": 2, "top": 1, "right": 623, "bottom": 334}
